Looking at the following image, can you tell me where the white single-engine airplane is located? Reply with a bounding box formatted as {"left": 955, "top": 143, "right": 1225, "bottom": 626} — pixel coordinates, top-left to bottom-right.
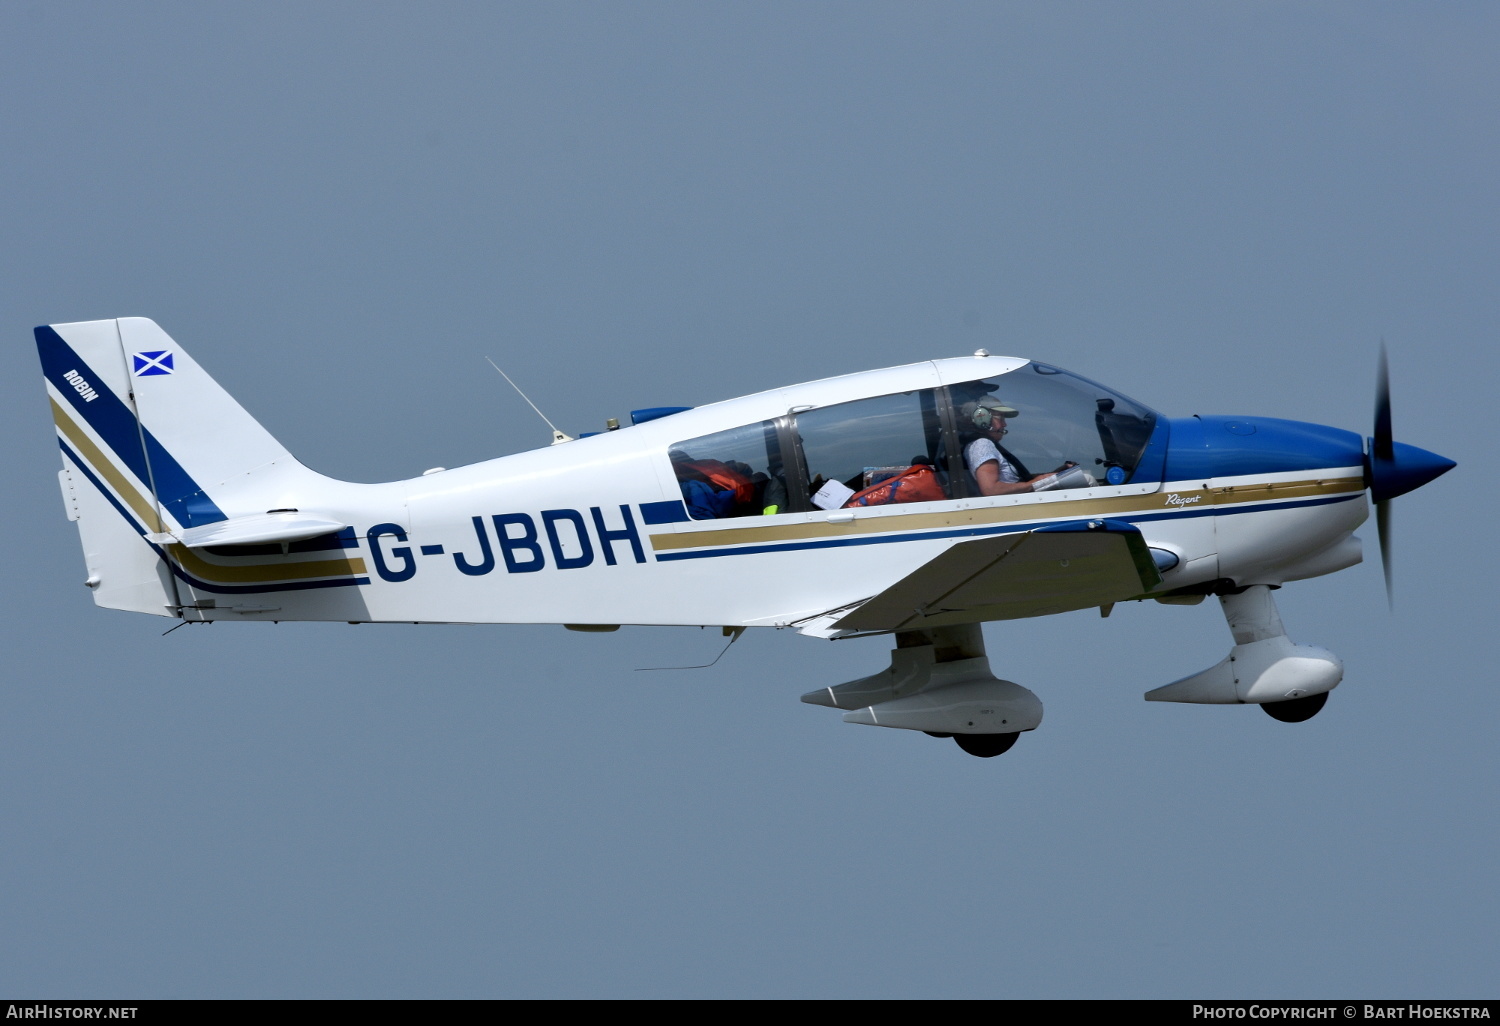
{"left": 36, "top": 318, "right": 1454, "bottom": 757}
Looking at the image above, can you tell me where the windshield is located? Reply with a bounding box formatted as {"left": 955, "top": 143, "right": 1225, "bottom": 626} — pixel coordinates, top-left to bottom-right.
{"left": 948, "top": 364, "right": 1158, "bottom": 486}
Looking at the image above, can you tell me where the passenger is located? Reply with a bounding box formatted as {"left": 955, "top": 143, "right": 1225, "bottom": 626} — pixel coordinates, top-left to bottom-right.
{"left": 960, "top": 398, "right": 1085, "bottom": 496}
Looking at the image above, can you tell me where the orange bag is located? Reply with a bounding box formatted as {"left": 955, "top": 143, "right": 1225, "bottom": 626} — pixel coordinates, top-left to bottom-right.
{"left": 676, "top": 459, "right": 757, "bottom": 506}
{"left": 845, "top": 465, "right": 945, "bottom": 507}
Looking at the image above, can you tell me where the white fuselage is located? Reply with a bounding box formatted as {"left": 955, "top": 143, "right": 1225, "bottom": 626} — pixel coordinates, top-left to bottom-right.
{"left": 162, "top": 356, "right": 1366, "bottom": 627}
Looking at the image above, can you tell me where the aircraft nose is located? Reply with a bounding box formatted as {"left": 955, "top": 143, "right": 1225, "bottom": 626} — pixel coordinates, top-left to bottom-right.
{"left": 1367, "top": 441, "right": 1456, "bottom": 502}
{"left": 1163, "top": 416, "right": 1367, "bottom": 481}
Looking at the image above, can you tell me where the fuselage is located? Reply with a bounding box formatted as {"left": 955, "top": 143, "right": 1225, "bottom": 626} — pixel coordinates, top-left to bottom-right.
{"left": 160, "top": 355, "right": 1371, "bottom": 628}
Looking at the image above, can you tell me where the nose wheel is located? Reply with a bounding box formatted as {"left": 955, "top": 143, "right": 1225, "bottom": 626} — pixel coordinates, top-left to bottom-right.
{"left": 1262, "top": 692, "right": 1328, "bottom": 723}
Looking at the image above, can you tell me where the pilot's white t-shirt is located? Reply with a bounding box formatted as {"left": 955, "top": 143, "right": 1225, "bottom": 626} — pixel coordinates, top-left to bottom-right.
{"left": 964, "top": 438, "right": 1020, "bottom": 483}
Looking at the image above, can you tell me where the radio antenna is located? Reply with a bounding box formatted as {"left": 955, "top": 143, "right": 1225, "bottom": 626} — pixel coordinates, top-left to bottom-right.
{"left": 485, "top": 356, "right": 573, "bottom": 444}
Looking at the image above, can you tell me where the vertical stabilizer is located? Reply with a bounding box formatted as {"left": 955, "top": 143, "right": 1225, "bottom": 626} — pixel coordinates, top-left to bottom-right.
{"left": 36, "top": 317, "right": 308, "bottom": 615}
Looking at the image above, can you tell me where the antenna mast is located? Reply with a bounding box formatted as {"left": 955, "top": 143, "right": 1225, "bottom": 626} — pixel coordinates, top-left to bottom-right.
{"left": 485, "top": 357, "right": 573, "bottom": 444}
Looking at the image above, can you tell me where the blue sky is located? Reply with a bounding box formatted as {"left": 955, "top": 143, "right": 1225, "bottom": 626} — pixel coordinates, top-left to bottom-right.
{"left": 2, "top": 2, "right": 1495, "bottom": 997}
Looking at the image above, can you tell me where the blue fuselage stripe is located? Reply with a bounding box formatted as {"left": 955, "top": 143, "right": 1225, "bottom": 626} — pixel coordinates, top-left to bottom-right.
{"left": 652, "top": 492, "right": 1362, "bottom": 562}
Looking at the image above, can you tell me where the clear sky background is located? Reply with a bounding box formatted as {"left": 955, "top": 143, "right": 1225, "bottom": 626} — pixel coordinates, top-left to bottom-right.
{"left": 2, "top": 2, "right": 1495, "bottom": 999}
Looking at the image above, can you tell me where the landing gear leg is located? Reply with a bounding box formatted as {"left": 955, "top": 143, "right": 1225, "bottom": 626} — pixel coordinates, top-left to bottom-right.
{"left": 801, "top": 624, "right": 1041, "bottom": 757}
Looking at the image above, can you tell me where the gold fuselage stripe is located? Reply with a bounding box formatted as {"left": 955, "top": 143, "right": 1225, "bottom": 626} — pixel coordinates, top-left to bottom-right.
{"left": 52, "top": 397, "right": 166, "bottom": 533}
{"left": 53, "top": 398, "right": 367, "bottom": 582}
{"left": 649, "top": 476, "right": 1362, "bottom": 552}
{"left": 165, "top": 544, "right": 368, "bottom": 583}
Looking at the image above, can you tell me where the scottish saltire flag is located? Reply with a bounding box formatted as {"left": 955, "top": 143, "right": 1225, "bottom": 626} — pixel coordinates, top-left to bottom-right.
{"left": 132, "top": 350, "right": 174, "bottom": 376}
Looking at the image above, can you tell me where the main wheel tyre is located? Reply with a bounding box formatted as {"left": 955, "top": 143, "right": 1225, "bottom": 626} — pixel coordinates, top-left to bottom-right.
{"left": 1262, "top": 691, "right": 1329, "bottom": 723}
{"left": 954, "top": 732, "right": 1019, "bottom": 758}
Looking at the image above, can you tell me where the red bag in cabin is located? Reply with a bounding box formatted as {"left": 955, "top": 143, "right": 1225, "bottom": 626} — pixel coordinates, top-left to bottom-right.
{"left": 845, "top": 465, "right": 945, "bottom": 507}
{"left": 676, "top": 459, "right": 757, "bottom": 506}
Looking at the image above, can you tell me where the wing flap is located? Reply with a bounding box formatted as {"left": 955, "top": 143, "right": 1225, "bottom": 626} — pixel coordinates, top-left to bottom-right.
{"left": 831, "top": 520, "right": 1161, "bottom": 633}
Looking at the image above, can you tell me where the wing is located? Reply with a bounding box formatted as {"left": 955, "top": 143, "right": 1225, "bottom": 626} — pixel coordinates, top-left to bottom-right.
{"left": 806, "top": 519, "right": 1162, "bottom": 636}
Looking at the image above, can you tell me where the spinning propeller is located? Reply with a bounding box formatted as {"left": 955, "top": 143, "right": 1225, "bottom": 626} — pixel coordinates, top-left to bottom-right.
{"left": 1367, "top": 344, "right": 1456, "bottom": 607}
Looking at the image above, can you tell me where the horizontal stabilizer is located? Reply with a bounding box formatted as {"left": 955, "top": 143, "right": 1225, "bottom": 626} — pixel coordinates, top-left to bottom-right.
{"left": 830, "top": 519, "right": 1161, "bottom": 633}
{"left": 163, "top": 512, "right": 348, "bottom": 549}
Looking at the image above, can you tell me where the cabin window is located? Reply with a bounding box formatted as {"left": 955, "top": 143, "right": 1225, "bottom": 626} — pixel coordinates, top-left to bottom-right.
{"left": 670, "top": 420, "right": 789, "bottom": 520}
{"left": 793, "top": 390, "right": 950, "bottom": 510}
{"left": 948, "top": 365, "right": 1158, "bottom": 491}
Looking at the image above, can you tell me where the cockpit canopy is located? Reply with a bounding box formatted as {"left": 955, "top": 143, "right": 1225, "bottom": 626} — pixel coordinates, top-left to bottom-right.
{"left": 669, "top": 362, "right": 1158, "bottom": 520}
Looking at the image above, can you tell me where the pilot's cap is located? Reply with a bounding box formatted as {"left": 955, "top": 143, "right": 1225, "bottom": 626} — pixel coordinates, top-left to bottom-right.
{"left": 962, "top": 397, "right": 1020, "bottom": 428}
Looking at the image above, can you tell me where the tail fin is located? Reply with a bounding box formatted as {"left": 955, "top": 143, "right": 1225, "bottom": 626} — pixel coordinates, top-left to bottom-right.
{"left": 38, "top": 317, "right": 319, "bottom": 615}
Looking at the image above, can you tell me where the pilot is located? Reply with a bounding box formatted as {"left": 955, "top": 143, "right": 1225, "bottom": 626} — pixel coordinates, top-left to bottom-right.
{"left": 960, "top": 398, "right": 1079, "bottom": 496}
